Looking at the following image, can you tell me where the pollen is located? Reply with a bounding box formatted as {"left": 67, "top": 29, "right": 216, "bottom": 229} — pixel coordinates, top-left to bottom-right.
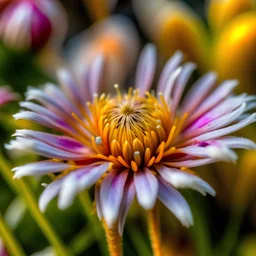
{"left": 81, "top": 87, "right": 183, "bottom": 171}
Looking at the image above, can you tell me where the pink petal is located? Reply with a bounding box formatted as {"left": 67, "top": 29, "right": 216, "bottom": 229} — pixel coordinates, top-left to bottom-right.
{"left": 135, "top": 44, "right": 156, "bottom": 95}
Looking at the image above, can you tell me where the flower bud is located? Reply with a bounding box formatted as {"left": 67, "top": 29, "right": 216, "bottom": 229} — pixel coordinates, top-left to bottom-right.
{"left": 133, "top": 0, "right": 210, "bottom": 71}
{"left": 0, "top": 0, "right": 67, "bottom": 52}
{"left": 207, "top": 0, "right": 254, "bottom": 33}
{"left": 0, "top": 86, "right": 19, "bottom": 106}
{"left": 68, "top": 15, "right": 140, "bottom": 93}
{"left": 214, "top": 12, "right": 256, "bottom": 93}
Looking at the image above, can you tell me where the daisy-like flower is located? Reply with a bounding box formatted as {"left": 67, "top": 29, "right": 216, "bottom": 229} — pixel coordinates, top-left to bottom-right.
{"left": 7, "top": 45, "right": 256, "bottom": 237}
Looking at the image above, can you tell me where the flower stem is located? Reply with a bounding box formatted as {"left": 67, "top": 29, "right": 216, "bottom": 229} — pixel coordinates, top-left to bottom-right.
{"left": 103, "top": 221, "right": 122, "bottom": 256}
{"left": 0, "top": 213, "right": 26, "bottom": 256}
{"left": 148, "top": 205, "right": 162, "bottom": 256}
{"left": 0, "top": 153, "right": 71, "bottom": 256}
{"left": 78, "top": 192, "right": 108, "bottom": 256}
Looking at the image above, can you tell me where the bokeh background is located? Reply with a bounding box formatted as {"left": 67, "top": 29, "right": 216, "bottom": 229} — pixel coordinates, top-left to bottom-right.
{"left": 0, "top": 0, "right": 256, "bottom": 255}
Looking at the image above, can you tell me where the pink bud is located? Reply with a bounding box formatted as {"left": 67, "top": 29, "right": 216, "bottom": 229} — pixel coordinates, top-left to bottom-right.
{"left": 0, "top": 0, "right": 67, "bottom": 52}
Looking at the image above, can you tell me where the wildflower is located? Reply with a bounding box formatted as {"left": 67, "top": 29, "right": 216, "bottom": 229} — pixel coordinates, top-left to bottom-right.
{"left": 7, "top": 45, "right": 256, "bottom": 238}
{"left": 0, "top": 0, "right": 67, "bottom": 52}
{"left": 0, "top": 86, "right": 18, "bottom": 106}
{"left": 68, "top": 15, "right": 139, "bottom": 94}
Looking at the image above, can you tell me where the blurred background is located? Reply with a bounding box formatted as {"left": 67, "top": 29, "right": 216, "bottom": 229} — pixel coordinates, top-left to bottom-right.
{"left": 0, "top": 0, "right": 256, "bottom": 255}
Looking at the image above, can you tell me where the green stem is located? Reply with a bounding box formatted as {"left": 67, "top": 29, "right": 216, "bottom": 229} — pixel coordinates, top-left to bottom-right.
{"left": 78, "top": 192, "right": 108, "bottom": 256}
{"left": 0, "top": 213, "right": 26, "bottom": 256}
{"left": 69, "top": 224, "right": 95, "bottom": 255}
{"left": 126, "top": 223, "right": 151, "bottom": 256}
{"left": 214, "top": 206, "right": 244, "bottom": 256}
{"left": 185, "top": 192, "right": 212, "bottom": 256}
{"left": 0, "top": 153, "right": 71, "bottom": 256}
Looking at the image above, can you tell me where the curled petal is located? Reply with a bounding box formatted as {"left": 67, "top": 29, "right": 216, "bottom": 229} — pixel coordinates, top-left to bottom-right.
{"left": 178, "top": 144, "right": 238, "bottom": 163}
{"left": 134, "top": 168, "right": 158, "bottom": 210}
{"left": 39, "top": 178, "right": 63, "bottom": 212}
{"left": 218, "top": 136, "right": 256, "bottom": 149}
{"left": 156, "top": 165, "right": 215, "bottom": 196}
{"left": 12, "top": 161, "right": 72, "bottom": 178}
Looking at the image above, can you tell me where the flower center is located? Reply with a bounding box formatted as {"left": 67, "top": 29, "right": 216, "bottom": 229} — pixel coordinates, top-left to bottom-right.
{"left": 77, "top": 87, "right": 183, "bottom": 171}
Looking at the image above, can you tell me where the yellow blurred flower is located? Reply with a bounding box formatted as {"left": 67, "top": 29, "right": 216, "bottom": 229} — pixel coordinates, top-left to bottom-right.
{"left": 134, "top": 0, "right": 256, "bottom": 93}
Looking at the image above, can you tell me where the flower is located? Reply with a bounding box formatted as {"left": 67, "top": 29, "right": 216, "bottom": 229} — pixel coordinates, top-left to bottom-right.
{"left": 7, "top": 45, "right": 256, "bottom": 235}
{"left": 0, "top": 0, "right": 67, "bottom": 52}
{"left": 134, "top": 0, "right": 256, "bottom": 93}
{"left": 0, "top": 86, "right": 19, "bottom": 106}
{"left": 68, "top": 15, "right": 139, "bottom": 94}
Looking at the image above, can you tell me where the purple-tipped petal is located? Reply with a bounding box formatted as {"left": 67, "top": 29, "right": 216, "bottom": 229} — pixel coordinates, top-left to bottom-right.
{"left": 180, "top": 72, "right": 217, "bottom": 115}
{"left": 157, "top": 177, "right": 193, "bottom": 227}
{"left": 134, "top": 168, "right": 158, "bottom": 210}
{"left": 14, "top": 129, "right": 90, "bottom": 154}
{"left": 183, "top": 103, "right": 246, "bottom": 139}
{"left": 100, "top": 169, "right": 129, "bottom": 228}
{"left": 135, "top": 44, "right": 157, "bottom": 95}
{"left": 156, "top": 165, "right": 215, "bottom": 196}
{"left": 118, "top": 175, "right": 135, "bottom": 235}
{"left": 6, "top": 138, "right": 88, "bottom": 160}
{"left": 77, "top": 163, "right": 110, "bottom": 191}
{"left": 167, "top": 158, "right": 216, "bottom": 168}
{"left": 192, "top": 113, "right": 256, "bottom": 142}
{"left": 187, "top": 80, "right": 238, "bottom": 124}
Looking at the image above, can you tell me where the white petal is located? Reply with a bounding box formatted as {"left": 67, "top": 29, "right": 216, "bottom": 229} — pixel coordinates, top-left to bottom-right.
{"left": 135, "top": 44, "right": 157, "bottom": 95}
{"left": 12, "top": 161, "right": 71, "bottom": 178}
{"left": 39, "top": 179, "right": 63, "bottom": 212}
{"left": 100, "top": 170, "right": 129, "bottom": 228}
{"left": 158, "top": 177, "right": 193, "bottom": 227}
{"left": 157, "top": 51, "right": 183, "bottom": 93}
{"left": 156, "top": 165, "right": 215, "bottom": 196}
{"left": 118, "top": 176, "right": 135, "bottom": 235}
{"left": 134, "top": 168, "right": 158, "bottom": 210}
{"left": 58, "top": 174, "right": 78, "bottom": 210}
